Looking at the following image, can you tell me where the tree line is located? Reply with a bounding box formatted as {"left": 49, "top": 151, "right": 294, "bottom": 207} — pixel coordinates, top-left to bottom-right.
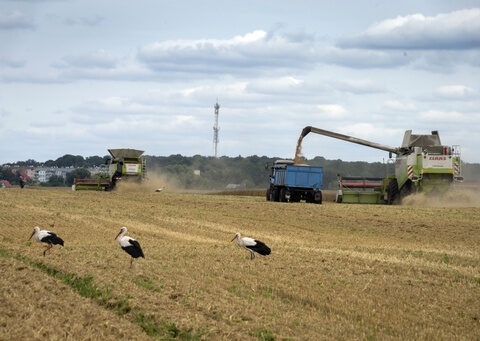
{"left": 2, "top": 154, "right": 479, "bottom": 189}
{"left": 11, "top": 154, "right": 110, "bottom": 168}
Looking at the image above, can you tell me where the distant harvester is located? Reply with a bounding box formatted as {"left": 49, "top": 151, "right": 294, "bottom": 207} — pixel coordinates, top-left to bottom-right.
{"left": 73, "top": 148, "right": 146, "bottom": 191}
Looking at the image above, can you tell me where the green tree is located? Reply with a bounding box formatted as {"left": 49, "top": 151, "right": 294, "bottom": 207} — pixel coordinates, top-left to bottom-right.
{"left": 46, "top": 175, "right": 65, "bottom": 187}
{"left": 65, "top": 168, "right": 91, "bottom": 186}
{"left": 0, "top": 167, "right": 16, "bottom": 184}
{"left": 85, "top": 156, "right": 105, "bottom": 167}
{"left": 56, "top": 154, "right": 86, "bottom": 168}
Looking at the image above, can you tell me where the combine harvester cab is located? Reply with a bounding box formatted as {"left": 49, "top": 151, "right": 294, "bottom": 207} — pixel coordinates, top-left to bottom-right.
{"left": 392, "top": 131, "right": 462, "bottom": 197}
{"left": 266, "top": 160, "right": 323, "bottom": 204}
{"left": 73, "top": 148, "right": 146, "bottom": 191}
{"left": 299, "top": 126, "right": 462, "bottom": 204}
{"left": 107, "top": 148, "right": 146, "bottom": 189}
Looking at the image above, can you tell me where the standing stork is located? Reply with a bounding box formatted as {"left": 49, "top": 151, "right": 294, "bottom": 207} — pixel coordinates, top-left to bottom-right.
{"left": 115, "top": 227, "right": 144, "bottom": 268}
{"left": 231, "top": 232, "right": 271, "bottom": 260}
{"left": 28, "top": 226, "right": 64, "bottom": 256}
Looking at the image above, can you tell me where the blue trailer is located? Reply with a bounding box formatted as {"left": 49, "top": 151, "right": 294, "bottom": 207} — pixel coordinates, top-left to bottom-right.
{"left": 266, "top": 160, "right": 323, "bottom": 203}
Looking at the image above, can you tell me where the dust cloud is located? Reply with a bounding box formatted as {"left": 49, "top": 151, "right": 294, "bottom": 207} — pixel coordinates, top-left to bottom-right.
{"left": 402, "top": 189, "right": 480, "bottom": 208}
{"left": 114, "top": 173, "right": 183, "bottom": 193}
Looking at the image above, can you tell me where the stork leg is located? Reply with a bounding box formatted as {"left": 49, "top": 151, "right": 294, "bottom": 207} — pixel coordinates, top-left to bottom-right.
{"left": 43, "top": 244, "right": 53, "bottom": 256}
{"left": 130, "top": 257, "right": 133, "bottom": 268}
{"left": 250, "top": 251, "right": 255, "bottom": 260}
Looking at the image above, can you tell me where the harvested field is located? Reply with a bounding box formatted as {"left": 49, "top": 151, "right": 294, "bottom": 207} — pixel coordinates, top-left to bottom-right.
{"left": 0, "top": 188, "right": 479, "bottom": 340}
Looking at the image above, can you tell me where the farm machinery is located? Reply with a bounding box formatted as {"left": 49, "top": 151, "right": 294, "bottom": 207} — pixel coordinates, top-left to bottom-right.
{"left": 73, "top": 149, "right": 146, "bottom": 191}
{"left": 266, "top": 160, "right": 323, "bottom": 204}
{"left": 299, "top": 126, "right": 462, "bottom": 204}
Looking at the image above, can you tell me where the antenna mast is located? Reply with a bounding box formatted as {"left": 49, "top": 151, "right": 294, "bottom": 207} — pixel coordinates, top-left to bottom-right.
{"left": 213, "top": 100, "right": 220, "bottom": 157}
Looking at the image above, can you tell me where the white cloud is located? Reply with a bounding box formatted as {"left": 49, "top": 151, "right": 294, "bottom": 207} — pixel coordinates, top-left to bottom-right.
{"left": 335, "top": 79, "right": 385, "bottom": 94}
{"left": 0, "top": 56, "right": 26, "bottom": 68}
{"left": 319, "top": 47, "right": 411, "bottom": 69}
{"left": 54, "top": 49, "right": 117, "bottom": 69}
{"left": 338, "top": 8, "right": 480, "bottom": 50}
{"left": 171, "top": 115, "right": 198, "bottom": 127}
{"left": 137, "top": 30, "right": 318, "bottom": 74}
{"left": 420, "top": 110, "right": 465, "bottom": 121}
{"left": 1, "top": 70, "right": 65, "bottom": 84}
{"left": 408, "top": 49, "right": 480, "bottom": 71}
{"left": 383, "top": 100, "right": 416, "bottom": 111}
{"left": 160, "top": 82, "right": 252, "bottom": 105}
{"left": 434, "top": 85, "right": 475, "bottom": 100}
{"left": 76, "top": 96, "right": 158, "bottom": 115}
{"left": 315, "top": 104, "right": 348, "bottom": 119}
{"left": 246, "top": 77, "right": 304, "bottom": 95}
{"left": 146, "top": 79, "right": 310, "bottom": 106}
{"left": 338, "top": 123, "right": 404, "bottom": 142}
{"left": 63, "top": 16, "right": 104, "bottom": 27}
{"left": 0, "top": 10, "right": 34, "bottom": 30}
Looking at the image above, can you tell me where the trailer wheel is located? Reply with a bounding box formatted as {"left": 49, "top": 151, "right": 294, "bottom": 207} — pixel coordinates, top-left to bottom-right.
{"left": 280, "top": 188, "right": 288, "bottom": 202}
{"left": 306, "top": 192, "right": 314, "bottom": 203}
{"left": 272, "top": 188, "right": 280, "bottom": 202}
{"left": 290, "top": 193, "right": 300, "bottom": 202}
{"left": 314, "top": 191, "right": 322, "bottom": 204}
{"left": 266, "top": 188, "right": 271, "bottom": 201}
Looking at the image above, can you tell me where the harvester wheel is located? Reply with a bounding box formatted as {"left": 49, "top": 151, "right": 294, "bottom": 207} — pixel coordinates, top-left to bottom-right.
{"left": 387, "top": 179, "right": 399, "bottom": 204}
{"left": 266, "top": 188, "right": 271, "bottom": 201}
{"left": 400, "top": 180, "right": 415, "bottom": 200}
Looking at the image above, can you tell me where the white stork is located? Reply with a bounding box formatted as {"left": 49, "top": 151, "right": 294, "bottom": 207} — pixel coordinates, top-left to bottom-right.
{"left": 231, "top": 232, "right": 271, "bottom": 260}
{"left": 115, "top": 227, "right": 144, "bottom": 268}
{"left": 28, "top": 226, "right": 64, "bottom": 256}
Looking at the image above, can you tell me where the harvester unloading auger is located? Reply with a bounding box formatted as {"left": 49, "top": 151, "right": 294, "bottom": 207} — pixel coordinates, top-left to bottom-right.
{"left": 73, "top": 148, "right": 146, "bottom": 191}
{"left": 298, "top": 126, "right": 463, "bottom": 204}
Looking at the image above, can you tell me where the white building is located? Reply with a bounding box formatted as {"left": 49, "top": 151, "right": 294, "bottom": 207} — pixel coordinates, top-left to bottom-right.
{"left": 35, "top": 167, "right": 71, "bottom": 182}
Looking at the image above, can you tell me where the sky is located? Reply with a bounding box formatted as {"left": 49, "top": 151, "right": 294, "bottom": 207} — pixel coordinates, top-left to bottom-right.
{"left": 1, "top": 0, "right": 479, "bottom": 164}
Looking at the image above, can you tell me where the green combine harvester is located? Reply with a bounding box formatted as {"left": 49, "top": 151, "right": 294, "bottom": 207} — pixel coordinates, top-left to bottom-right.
{"left": 299, "top": 126, "right": 463, "bottom": 204}
{"left": 73, "top": 149, "right": 146, "bottom": 191}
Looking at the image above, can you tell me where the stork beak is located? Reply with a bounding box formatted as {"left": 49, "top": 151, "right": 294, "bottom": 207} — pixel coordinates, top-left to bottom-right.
{"left": 115, "top": 231, "right": 121, "bottom": 240}
{"left": 231, "top": 236, "right": 236, "bottom": 242}
{"left": 28, "top": 230, "right": 35, "bottom": 241}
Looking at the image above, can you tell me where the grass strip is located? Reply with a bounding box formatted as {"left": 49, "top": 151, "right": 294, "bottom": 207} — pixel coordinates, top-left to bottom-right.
{"left": 0, "top": 246, "right": 205, "bottom": 340}
{"left": 135, "top": 313, "right": 205, "bottom": 340}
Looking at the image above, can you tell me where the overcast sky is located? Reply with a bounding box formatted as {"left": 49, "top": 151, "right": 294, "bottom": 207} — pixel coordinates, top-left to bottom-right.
{"left": 1, "top": 0, "right": 479, "bottom": 164}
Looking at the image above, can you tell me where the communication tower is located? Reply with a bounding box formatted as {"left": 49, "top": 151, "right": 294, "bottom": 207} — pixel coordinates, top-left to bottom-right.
{"left": 213, "top": 100, "right": 220, "bottom": 157}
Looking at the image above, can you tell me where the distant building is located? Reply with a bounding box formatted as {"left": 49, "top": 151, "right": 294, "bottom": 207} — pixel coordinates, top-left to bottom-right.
{"left": 35, "top": 167, "right": 71, "bottom": 182}
{"left": 26, "top": 168, "right": 35, "bottom": 179}
{"left": 194, "top": 169, "right": 201, "bottom": 176}
{"left": 36, "top": 168, "right": 48, "bottom": 182}
{"left": 89, "top": 165, "right": 108, "bottom": 175}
